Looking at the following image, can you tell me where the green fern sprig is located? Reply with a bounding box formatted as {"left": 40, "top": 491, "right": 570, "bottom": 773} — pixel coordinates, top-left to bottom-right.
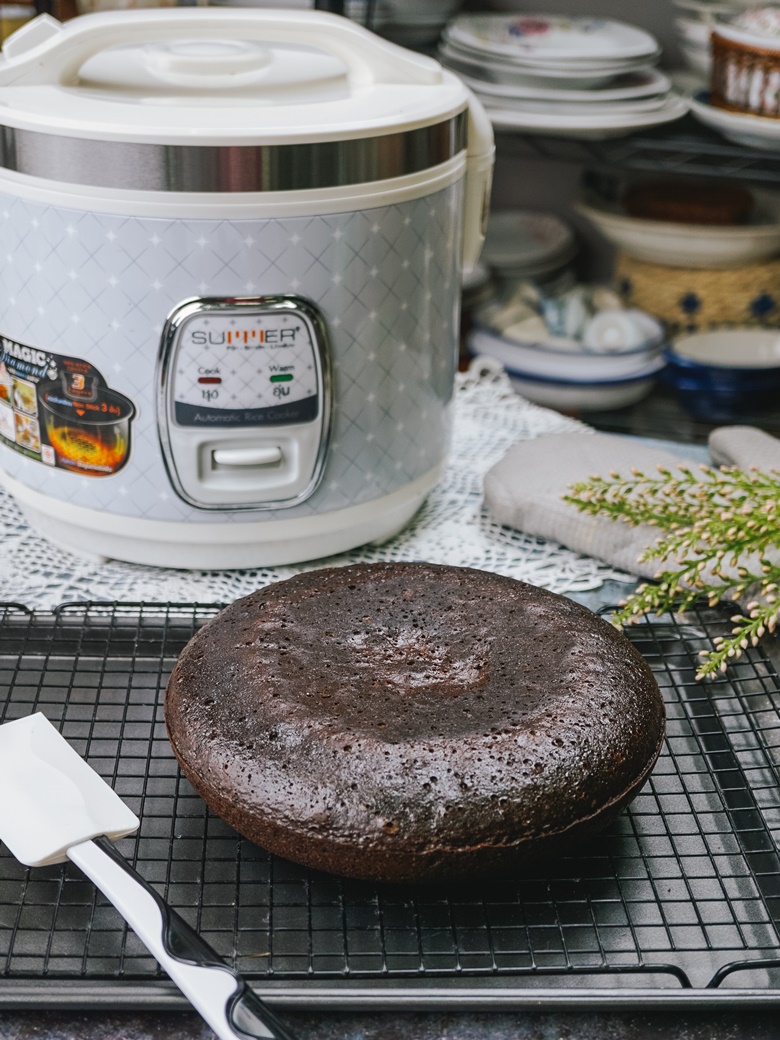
{"left": 564, "top": 463, "right": 780, "bottom": 679}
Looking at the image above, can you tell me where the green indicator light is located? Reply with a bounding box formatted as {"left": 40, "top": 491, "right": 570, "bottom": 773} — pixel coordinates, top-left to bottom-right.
{"left": 270, "top": 374, "right": 294, "bottom": 383}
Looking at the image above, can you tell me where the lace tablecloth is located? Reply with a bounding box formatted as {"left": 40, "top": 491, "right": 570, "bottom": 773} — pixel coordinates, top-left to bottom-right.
{"left": 0, "top": 369, "right": 630, "bottom": 610}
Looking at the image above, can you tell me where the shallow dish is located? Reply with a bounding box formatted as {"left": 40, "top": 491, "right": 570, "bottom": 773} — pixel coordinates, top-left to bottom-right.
{"left": 690, "top": 90, "right": 780, "bottom": 151}
{"left": 485, "top": 94, "right": 689, "bottom": 138}
{"left": 479, "top": 93, "right": 672, "bottom": 117}
{"left": 456, "top": 67, "right": 670, "bottom": 103}
{"left": 437, "top": 40, "right": 659, "bottom": 89}
{"left": 577, "top": 190, "right": 780, "bottom": 269}
{"left": 664, "top": 329, "right": 780, "bottom": 419}
{"left": 671, "top": 327, "right": 780, "bottom": 366}
{"left": 505, "top": 370, "right": 661, "bottom": 412}
{"left": 468, "top": 323, "right": 665, "bottom": 381}
{"left": 445, "top": 14, "right": 659, "bottom": 63}
{"left": 482, "top": 209, "right": 575, "bottom": 269}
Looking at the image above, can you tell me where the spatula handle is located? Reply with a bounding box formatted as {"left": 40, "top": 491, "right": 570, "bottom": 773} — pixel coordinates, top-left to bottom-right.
{"left": 68, "top": 837, "right": 298, "bottom": 1040}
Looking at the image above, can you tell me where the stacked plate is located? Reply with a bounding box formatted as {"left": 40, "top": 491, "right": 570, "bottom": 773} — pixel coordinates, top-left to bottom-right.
{"left": 672, "top": 0, "right": 755, "bottom": 78}
{"left": 439, "top": 14, "right": 689, "bottom": 139}
{"left": 481, "top": 209, "right": 578, "bottom": 285}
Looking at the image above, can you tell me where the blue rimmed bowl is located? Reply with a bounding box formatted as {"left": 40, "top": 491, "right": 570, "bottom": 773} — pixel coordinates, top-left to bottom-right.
{"left": 663, "top": 327, "right": 780, "bottom": 420}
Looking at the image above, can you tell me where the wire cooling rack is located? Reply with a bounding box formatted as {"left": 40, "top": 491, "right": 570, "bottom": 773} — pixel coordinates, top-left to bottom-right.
{"left": 1, "top": 600, "right": 780, "bottom": 1010}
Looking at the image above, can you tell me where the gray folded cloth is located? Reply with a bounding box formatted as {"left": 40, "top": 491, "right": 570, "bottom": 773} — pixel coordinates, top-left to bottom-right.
{"left": 483, "top": 431, "right": 696, "bottom": 579}
{"left": 708, "top": 425, "right": 780, "bottom": 473}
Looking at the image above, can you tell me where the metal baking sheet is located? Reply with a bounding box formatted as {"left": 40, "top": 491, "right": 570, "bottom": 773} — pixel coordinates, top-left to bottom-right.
{"left": 0, "top": 599, "right": 780, "bottom": 1010}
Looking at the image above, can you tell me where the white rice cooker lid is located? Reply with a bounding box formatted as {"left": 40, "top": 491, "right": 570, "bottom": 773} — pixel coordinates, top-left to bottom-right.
{"left": 0, "top": 8, "right": 470, "bottom": 144}
{"left": 0, "top": 9, "right": 495, "bottom": 267}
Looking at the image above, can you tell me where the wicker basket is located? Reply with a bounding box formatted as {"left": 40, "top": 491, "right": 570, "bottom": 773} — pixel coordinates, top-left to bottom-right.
{"left": 616, "top": 252, "right": 780, "bottom": 333}
{"left": 711, "top": 30, "right": 780, "bottom": 117}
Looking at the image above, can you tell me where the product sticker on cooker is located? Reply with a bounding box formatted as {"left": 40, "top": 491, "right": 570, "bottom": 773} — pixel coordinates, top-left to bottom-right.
{"left": 0, "top": 336, "right": 136, "bottom": 477}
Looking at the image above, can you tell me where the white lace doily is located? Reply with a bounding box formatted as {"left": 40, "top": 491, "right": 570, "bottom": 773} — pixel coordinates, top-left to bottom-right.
{"left": 0, "top": 368, "right": 630, "bottom": 610}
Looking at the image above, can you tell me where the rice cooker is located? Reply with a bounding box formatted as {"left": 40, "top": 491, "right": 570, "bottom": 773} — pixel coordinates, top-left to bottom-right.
{"left": 0, "top": 7, "right": 494, "bottom": 568}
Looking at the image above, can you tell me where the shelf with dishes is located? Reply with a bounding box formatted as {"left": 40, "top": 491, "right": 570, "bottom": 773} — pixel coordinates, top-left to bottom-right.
{"left": 440, "top": 8, "right": 780, "bottom": 162}
{"left": 463, "top": 175, "right": 780, "bottom": 421}
{"left": 440, "top": 12, "right": 691, "bottom": 140}
{"left": 494, "top": 121, "right": 780, "bottom": 185}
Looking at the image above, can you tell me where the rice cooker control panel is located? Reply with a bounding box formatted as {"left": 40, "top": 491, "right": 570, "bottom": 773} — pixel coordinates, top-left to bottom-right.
{"left": 158, "top": 296, "right": 332, "bottom": 510}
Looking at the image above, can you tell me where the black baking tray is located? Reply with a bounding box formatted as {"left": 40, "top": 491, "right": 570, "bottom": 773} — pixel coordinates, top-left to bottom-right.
{"left": 1, "top": 599, "right": 780, "bottom": 1010}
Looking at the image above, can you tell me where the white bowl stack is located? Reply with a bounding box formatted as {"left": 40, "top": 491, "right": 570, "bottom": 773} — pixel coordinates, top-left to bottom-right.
{"left": 466, "top": 279, "right": 666, "bottom": 414}
{"left": 439, "top": 13, "right": 689, "bottom": 139}
{"left": 577, "top": 187, "right": 780, "bottom": 269}
{"left": 672, "top": 0, "right": 756, "bottom": 79}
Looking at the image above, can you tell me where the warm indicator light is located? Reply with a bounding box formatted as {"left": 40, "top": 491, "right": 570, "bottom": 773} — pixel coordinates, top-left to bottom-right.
{"left": 270, "top": 374, "right": 293, "bottom": 383}
{"left": 198, "top": 377, "right": 222, "bottom": 385}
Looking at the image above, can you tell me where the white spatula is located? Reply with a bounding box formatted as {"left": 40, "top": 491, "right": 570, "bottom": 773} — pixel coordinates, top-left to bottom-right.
{"left": 0, "top": 713, "right": 298, "bottom": 1040}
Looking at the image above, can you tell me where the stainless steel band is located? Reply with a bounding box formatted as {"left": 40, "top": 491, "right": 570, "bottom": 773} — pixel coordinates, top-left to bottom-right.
{"left": 0, "top": 112, "right": 468, "bottom": 192}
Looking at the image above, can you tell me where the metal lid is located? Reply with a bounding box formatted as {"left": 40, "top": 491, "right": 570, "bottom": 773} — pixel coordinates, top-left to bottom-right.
{"left": 0, "top": 8, "right": 477, "bottom": 191}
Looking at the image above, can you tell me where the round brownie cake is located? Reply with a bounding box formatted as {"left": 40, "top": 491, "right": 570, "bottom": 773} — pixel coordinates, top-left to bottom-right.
{"left": 165, "top": 562, "right": 665, "bottom": 883}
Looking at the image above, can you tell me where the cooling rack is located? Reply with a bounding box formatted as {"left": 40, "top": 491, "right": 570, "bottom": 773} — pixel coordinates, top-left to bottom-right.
{"left": 1, "top": 599, "right": 780, "bottom": 1010}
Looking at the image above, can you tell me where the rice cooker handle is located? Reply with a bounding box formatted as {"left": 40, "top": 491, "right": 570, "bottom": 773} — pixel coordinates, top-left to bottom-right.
{"left": 462, "top": 92, "right": 495, "bottom": 270}
{"left": 0, "top": 8, "right": 443, "bottom": 87}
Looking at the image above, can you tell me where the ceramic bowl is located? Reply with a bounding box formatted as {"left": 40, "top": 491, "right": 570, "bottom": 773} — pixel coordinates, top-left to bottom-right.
{"left": 664, "top": 328, "right": 780, "bottom": 419}
{"left": 577, "top": 189, "right": 780, "bottom": 269}
{"left": 468, "top": 323, "right": 665, "bottom": 381}
{"left": 505, "top": 370, "right": 660, "bottom": 412}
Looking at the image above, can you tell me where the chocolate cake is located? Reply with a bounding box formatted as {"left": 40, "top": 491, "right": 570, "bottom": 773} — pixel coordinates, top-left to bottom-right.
{"left": 165, "top": 562, "right": 665, "bottom": 883}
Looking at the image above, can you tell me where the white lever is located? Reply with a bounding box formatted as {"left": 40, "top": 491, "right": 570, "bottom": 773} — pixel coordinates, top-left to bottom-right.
{"left": 0, "top": 8, "right": 443, "bottom": 88}
{"left": 213, "top": 446, "right": 282, "bottom": 468}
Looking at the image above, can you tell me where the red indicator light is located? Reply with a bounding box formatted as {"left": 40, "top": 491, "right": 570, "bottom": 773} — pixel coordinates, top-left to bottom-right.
{"left": 198, "top": 377, "right": 222, "bottom": 385}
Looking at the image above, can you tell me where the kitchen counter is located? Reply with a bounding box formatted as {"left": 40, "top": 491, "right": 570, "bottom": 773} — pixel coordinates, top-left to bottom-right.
{"left": 4, "top": 1005, "right": 780, "bottom": 1039}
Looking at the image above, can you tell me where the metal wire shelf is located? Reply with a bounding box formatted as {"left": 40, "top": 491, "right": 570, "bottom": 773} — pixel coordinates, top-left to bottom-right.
{"left": 497, "top": 120, "right": 780, "bottom": 186}
{"left": 1, "top": 600, "right": 780, "bottom": 1009}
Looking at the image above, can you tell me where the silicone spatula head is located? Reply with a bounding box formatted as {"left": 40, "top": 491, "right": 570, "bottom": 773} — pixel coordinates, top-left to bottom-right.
{"left": 0, "top": 713, "right": 139, "bottom": 867}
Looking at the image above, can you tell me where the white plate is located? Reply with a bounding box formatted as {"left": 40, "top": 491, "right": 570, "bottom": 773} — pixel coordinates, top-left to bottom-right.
{"left": 482, "top": 209, "right": 576, "bottom": 271}
{"left": 440, "top": 33, "right": 662, "bottom": 72}
{"left": 505, "top": 371, "right": 659, "bottom": 412}
{"left": 468, "top": 325, "right": 665, "bottom": 381}
{"left": 672, "top": 328, "right": 780, "bottom": 367}
{"left": 446, "top": 14, "right": 659, "bottom": 62}
{"left": 486, "top": 93, "right": 690, "bottom": 138}
{"left": 477, "top": 93, "right": 672, "bottom": 116}
{"left": 577, "top": 190, "right": 780, "bottom": 268}
{"left": 689, "top": 91, "right": 780, "bottom": 151}
{"left": 438, "top": 44, "right": 658, "bottom": 89}
{"left": 456, "top": 67, "right": 671, "bottom": 102}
